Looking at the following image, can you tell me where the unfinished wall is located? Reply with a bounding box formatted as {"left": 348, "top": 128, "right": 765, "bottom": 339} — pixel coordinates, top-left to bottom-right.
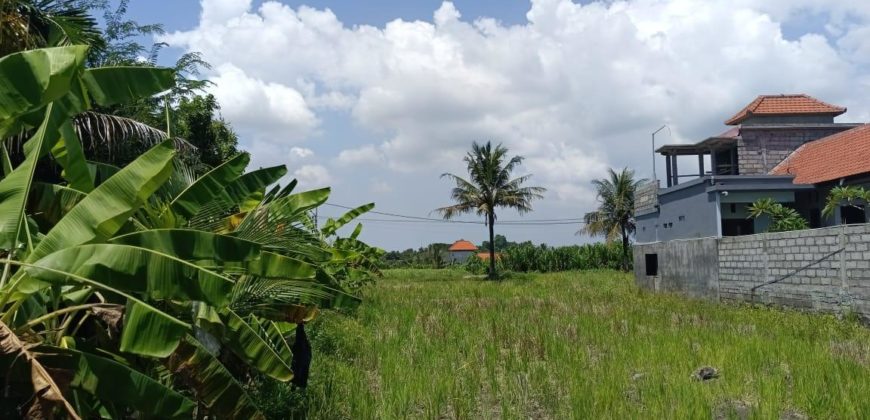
{"left": 718, "top": 225, "right": 870, "bottom": 315}
{"left": 634, "top": 224, "right": 870, "bottom": 317}
{"left": 737, "top": 126, "right": 852, "bottom": 175}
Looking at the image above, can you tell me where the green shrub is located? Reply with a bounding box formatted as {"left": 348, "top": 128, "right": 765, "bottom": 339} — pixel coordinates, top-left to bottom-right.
{"left": 467, "top": 242, "right": 629, "bottom": 273}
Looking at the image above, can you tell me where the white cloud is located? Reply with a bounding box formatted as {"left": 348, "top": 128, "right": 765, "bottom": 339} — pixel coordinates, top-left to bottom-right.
{"left": 162, "top": 0, "right": 870, "bottom": 247}
{"left": 335, "top": 145, "right": 384, "bottom": 166}
{"left": 370, "top": 180, "right": 393, "bottom": 194}
{"left": 289, "top": 146, "right": 314, "bottom": 160}
{"left": 207, "top": 63, "right": 318, "bottom": 142}
{"left": 293, "top": 164, "right": 333, "bottom": 188}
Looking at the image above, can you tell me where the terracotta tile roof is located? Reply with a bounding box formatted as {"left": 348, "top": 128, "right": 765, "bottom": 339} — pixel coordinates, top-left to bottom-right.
{"left": 725, "top": 94, "right": 846, "bottom": 125}
{"left": 448, "top": 239, "right": 478, "bottom": 252}
{"left": 770, "top": 124, "right": 870, "bottom": 184}
{"left": 476, "top": 252, "right": 501, "bottom": 261}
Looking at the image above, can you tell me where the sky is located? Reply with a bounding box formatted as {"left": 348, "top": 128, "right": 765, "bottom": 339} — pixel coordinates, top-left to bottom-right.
{"left": 118, "top": 0, "right": 870, "bottom": 250}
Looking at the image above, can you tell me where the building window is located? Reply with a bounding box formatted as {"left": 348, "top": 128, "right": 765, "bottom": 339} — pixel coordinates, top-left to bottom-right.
{"left": 645, "top": 254, "right": 658, "bottom": 276}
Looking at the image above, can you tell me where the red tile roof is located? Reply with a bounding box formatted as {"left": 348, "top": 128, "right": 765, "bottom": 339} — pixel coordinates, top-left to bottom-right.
{"left": 725, "top": 94, "right": 846, "bottom": 125}
{"left": 448, "top": 239, "right": 478, "bottom": 252}
{"left": 476, "top": 252, "right": 501, "bottom": 261}
{"left": 770, "top": 124, "right": 870, "bottom": 184}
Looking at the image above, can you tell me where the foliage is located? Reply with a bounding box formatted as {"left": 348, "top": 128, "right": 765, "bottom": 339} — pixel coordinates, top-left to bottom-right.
{"left": 582, "top": 168, "right": 645, "bottom": 271}
{"left": 481, "top": 234, "right": 517, "bottom": 252}
{"left": 436, "top": 142, "right": 545, "bottom": 279}
{"left": 464, "top": 242, "right": 627, "bottom": 274}
{"left": 292, "top": 269, "right": 870, "bottom": 418}
{"left": 0, "top": 46, "right": 380, "bottom": 418}
{"left": 822, "top": 185, "right": 869, "bottom": 222}
{"left": 747, "top": 198, "right": 809, "bottom": 232}
{"left": 381, "top": 243, "right": 452, "bottom": 269}
{"left": 175, "top": 94, "right": 239, "bottom": 168}
{"left": 0, "top": 0, "right": 105, "bottom": 57}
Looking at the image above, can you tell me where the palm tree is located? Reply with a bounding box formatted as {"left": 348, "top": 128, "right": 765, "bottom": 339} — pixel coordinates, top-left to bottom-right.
{"left": 581, "top": 168, "right": 645, "bottom": 271}
{"left": 436, "top": 142, "right": 545, "bottom": 279}
{"left": 0, "top": 0, "right": 105, "bottom": 57}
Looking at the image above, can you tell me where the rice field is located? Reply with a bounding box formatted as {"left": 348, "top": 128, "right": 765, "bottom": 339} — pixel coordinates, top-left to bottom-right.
{"left": 295, "top": 269, "right": 870, "bottom": 419}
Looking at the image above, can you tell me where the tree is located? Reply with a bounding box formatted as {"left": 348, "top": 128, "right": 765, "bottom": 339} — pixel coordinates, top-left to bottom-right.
{"left": 581, "top": 168, "right": 645, "bottom": 271}
{"left": 0, "top": 0, "right": 104, "bottom": 57}
{"left": 747, "top": 198, "right": 809, "bottom": 232}
{"left": 0, "top": 45, "right": 381, "bottom": 418}
{"left": 436, "top": 142, "right": 545, "bottom": 279}
{"left": 176, "top": 94, "right": 239, "bottom": 168}
{"left": 481, "top": 234, "right": 514, "bottom": 252}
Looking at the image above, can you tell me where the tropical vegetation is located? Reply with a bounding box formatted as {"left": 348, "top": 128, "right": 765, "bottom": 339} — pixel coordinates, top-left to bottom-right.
{"left": 464, "top": 241, "right": 628, "bottom": 274}
{"left": 748, "top": 198, "right": 809, "bottom": 232}
{"left": 0, "top": 44, "right": 381, "bottom": 418}
{"left": 436, "top": 142, "right": 545, "bottom": 279}
{"left": 581, "top": 168, "right": 644, "bottom": 271}
{"left": 823, "top": 185, "right": 869, "bottom": 222}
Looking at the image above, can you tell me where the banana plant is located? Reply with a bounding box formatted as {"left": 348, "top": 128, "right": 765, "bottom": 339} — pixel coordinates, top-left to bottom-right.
{"left": 0, "top": 46, "right": 381, "bottom": 418}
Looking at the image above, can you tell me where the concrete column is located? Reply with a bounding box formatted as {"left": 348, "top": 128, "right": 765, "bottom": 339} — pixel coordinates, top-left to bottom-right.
{"left": 698, "top": 154, "right": 705, "bottom": 176}
{"left": 672, "top": 155, "right": 679, "bottom": 186}
{"left": 710, "top": 150, "right": 718, "bottom": 175}
{"left": 665, "top": 154, "right": 672, "bottom": 187}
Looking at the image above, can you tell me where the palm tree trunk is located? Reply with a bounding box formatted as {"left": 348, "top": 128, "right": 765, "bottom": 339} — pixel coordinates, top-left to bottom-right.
{"left": 488, "top": 212, "right": 496, "bottom": 280}
{"left": 621, "top": 225, "right": 629, "bottom": 272}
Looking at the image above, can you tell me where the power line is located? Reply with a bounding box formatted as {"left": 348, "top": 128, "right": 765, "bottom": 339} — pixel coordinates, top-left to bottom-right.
{"left": 323, "top": 203, "right": 585, "bottom": 225}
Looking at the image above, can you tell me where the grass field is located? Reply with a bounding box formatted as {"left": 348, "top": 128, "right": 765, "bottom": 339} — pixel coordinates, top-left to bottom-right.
{"left": 292, "top": 269, "right": 870, "bottom": 419}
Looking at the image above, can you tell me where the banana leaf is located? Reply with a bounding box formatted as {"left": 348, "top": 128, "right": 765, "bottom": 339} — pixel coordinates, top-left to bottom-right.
{"left": 322, "top": 203, "right": 374, "bottom": 236}
{"left": 0, "top": 46, "right": 87, "bottom": 120}
{"left": 80, "top": 67, "right": 175, "bottom": 107}
{"left": 34, "top": 346, "right": 196, "bottom": 418}
{"left": 0, "top": 103, "right": 65, "bottom": 250}
{"left": 24, "top": 243, "right": 234, "bottom": 306}
{"left": 166, "top": 335, "right": 265, "bottom": 420}
{"left": 109, "top": 229, "right": 317, "bottom": 279}
{"left": 27, "top": 140, "right": 175, "bottom": 262}
{"left": 169, "top": 152, "right": 249, "bottom": 219}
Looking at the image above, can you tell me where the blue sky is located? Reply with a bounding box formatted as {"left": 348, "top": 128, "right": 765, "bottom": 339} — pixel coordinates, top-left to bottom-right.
{"left": 116, "top": 0, "right": 870, "bottom": 250}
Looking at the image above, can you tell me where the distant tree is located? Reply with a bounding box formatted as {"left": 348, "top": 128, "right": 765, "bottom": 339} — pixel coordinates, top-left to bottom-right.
{"left": 437, "top": 142, "right": 546, "bottom": 279}
{"left": 481, "top": 234, "right": 515, "bottom": 252}
{"left": 581, "top": 168, "right": 645, "bottom": 271}
{"left": 175, "top": 94, "right": 239, "bottom": 169}
{"left": 747, "top": 198, "right": 809, "bottom": 232}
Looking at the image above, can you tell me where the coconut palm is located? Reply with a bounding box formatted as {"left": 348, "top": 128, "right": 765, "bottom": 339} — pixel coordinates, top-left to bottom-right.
{"left": 436, "top": 142, "right": 545, "bottom": 279}
{"left": 0, "top": 0, "right": 105, "bottom": 57}
{"left": 581, "top": 168, "right": 645, "bottom": 271}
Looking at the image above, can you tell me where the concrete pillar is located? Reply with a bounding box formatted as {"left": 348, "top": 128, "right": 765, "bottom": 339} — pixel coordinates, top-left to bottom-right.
{"left": 672, "top": 155, "right": 679, "bottom": 186}
{"left": 698, "top": 154, "right": 705, "bottom": 176}
{"left": 665, "top": 154, "right": 672, "bottom": 187}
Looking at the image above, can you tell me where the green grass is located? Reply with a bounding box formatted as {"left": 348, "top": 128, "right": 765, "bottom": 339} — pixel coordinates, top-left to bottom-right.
{"left": 295, "top": 269, "right": 870, "bottom": 419}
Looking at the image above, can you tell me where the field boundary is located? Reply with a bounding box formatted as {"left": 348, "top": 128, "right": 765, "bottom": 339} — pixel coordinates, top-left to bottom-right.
{"left": 634, "top": 223, "right": 870, "bottom": 317}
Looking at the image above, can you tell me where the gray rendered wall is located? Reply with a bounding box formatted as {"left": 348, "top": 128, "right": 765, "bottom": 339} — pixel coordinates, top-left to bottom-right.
{"left": 633, "top": 238, "right": 719, "bottom": 299}
{"left": 635, "top": 180, "right": 718, "bottom": 244}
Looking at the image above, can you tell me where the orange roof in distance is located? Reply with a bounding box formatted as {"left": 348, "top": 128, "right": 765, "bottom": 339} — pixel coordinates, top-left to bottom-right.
{"left": 476, "top": 252, "right": 501, "bottom": 261}
{"left": 448, "top": 239, "right": 478, "bottom": 251}
{"left": 725, "top": 94, "right": 846, "bottom": 125}
{"left": 770, "top": 124, "right": 870, "bottom": 184}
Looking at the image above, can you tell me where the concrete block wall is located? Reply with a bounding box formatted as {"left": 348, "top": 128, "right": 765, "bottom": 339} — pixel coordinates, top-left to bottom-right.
{"left": 738, "top": 127, "right": 848, "bottom": 175}
{"left": 633, "top": 237, "right": 720, "bottom": 299}
{"left": 634, "top": 224, "right": 870, "bottom": 317}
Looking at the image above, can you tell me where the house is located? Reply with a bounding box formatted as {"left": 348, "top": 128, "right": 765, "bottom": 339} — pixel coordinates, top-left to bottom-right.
{"left": 447, "top": 239, "right": 478, "bottom": 263}
{"left": 633, "top": 93, "right": 870, "bottom": 294}
{"left": 635, "top": 94, "right": 868, "bottom": 245}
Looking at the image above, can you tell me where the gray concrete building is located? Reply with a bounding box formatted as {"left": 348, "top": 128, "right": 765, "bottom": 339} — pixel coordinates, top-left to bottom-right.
{"left": 634, "top": 94, "right": 870, "bottom": 313}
